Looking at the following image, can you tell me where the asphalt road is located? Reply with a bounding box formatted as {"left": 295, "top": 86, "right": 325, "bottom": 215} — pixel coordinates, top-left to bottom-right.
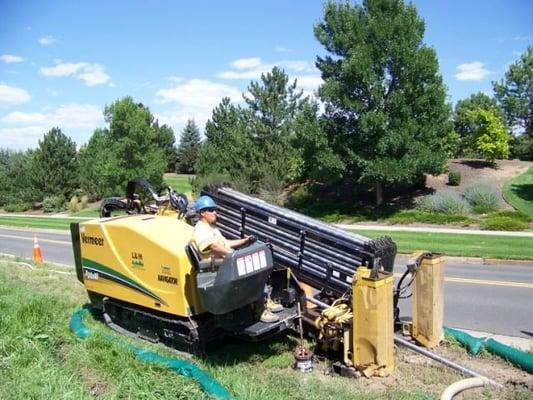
{"left": 1, "top": 226, "right": 532, "bottom": 339}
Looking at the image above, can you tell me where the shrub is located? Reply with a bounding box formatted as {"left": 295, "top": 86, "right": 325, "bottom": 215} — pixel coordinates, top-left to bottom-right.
{"left": 258, "top": 175, "right": 286, "bottom": 205}
{"left": 480, "top": 216, "right": 528, "bottom": 231}
{"left": 448, "top": 171, "right": 461, "bottom": 186}
{"left": 415, "top": 191, "right": 469, "bottom": 215}
{"left": 80, "top": 195, "right": 89, "bottom": 210}
{"left": 387, "top": 210, "right": 474, "bottom": 225}
{"left": 463, "top": 182, "right": 500, "bottom": 213}
{"left": 42, "top": 195, "right": 66, "bottom": 213}
{"left": 68, "top": 196, "right": 79, "bottom": 214}
{"left": 3, "top": 203, "right": 32, "bottom": 212}
{"left": 488, "top": 210, "right": 531, "bottom": 223}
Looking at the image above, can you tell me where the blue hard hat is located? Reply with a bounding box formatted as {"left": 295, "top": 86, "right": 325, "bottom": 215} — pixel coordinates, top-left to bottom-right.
{"left": 195, "top": 195, "right": 217, "bottom": 212}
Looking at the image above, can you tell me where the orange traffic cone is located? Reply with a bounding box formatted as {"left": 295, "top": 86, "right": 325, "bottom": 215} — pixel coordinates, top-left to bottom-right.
{"left": 33, "top": 236, "right": 43, "bottom": 264}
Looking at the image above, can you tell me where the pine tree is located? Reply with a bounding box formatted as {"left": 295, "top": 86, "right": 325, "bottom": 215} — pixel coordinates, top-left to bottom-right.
{"left": 176, "top": 119, "right": 201, "bottom": 174}
{"left": 29, "top": 127, "right": 79, "bottom": 200}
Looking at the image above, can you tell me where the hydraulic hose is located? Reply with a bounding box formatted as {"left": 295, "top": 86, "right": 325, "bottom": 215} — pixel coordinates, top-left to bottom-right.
{"left": 440, "top": 377, "right": 492, "bottom": 400}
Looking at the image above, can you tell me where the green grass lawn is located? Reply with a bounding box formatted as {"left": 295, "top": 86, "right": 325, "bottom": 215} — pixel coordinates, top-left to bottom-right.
{"left": 1, "top": 258, "right": 527, "bottom": 400}
{"left": 0, "top": 216, "right": 87, "bottom": 230}
{"left": 351, "top": 229, "right": 533, "bottom": 259}
{"left": 163, "top": 173, "right": 194, "bottom": 195}
{"left": 503, "top": 168, "right": 533, "bottom": 216}
{"left": 69, "top": 205, "right": 101, "bottom": 218}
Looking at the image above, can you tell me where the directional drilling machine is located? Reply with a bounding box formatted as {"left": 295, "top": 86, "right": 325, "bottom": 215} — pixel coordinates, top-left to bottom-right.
{"left": 71, "top": 184, "right": 440, "bottom": 376}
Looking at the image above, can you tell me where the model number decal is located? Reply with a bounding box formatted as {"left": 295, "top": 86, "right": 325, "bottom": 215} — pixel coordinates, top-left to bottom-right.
{"left": 158, "top": 274, "right": 177, "bottom": 285}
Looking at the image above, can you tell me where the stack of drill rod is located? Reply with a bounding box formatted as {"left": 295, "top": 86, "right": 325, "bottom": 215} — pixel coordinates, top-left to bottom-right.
{"left": 203, "top": 186, "right": 397, "bottom": 296}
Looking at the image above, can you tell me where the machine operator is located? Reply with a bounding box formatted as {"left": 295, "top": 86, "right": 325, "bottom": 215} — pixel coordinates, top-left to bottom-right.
{"left": 192, "top": 195, "right": 283, "bottom": 323}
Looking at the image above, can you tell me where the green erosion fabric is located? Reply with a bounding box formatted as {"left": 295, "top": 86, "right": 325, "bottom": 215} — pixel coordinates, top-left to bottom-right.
{"left": 485, "top": 338, "right": 533, "bottom": 374}
{"left": 444, "top": 326, "right": 533, "bottom": 373}
{"left": 444, "top": 326, "right": 485, "bottom": 355}
{"left": 69, "top": 308, "right": 234, "bottom": 399}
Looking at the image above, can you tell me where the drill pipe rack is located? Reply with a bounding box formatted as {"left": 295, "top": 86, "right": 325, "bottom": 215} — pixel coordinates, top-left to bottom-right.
{"left": 202, "top": 186, "right": 397, "bottom": 296}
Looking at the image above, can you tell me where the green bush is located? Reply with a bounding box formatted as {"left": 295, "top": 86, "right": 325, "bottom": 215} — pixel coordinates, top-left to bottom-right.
{"left": 3, "top": 203, "right": 32, "bottom": 212}
{"left": 463, "top": 182, "right": 500, "bottom": 213}
{"left": 42, "top": 195, "right": 66, "bottom": 213}
{"left": 415, "top": 191, "right": 469, "bottom": 215}
{"left": 488, "top": 210, "right": 531, "bottom": 223}
{"left": 448, "top": 171, "right": 461, "bottom": 186}
{"left": 387, "top": 210, "right": 474, "bottom": 225}
{"left": 480, "top": 216, "right": 528, "bottom": 231}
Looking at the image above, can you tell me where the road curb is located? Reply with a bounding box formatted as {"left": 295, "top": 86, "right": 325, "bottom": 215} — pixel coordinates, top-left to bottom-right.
{"left": 396, "top": 253, "right": 533, "bottom": 267}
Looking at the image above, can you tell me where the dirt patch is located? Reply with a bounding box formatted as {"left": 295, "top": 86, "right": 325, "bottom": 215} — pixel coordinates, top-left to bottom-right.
{"left": 426, "top": 159, "right": 533, "bottom": 209}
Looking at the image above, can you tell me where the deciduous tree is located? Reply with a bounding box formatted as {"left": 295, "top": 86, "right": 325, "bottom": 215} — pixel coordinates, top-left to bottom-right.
{"left": 314, "top": 0, "right": 454, "bottom": 205}
{"left": 453, "top": 92, "right": 505, "bottom": 156}
{"left": 466, "top": 109, "right": 510, "bottom": 163}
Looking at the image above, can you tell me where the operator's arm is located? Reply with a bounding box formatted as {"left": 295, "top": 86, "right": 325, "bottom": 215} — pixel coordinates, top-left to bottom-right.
{"left": 227, "top": 237, "right": 250, "bottom": 249}
{"left": 208, "top": 242, "right": 234, "bottom": 257}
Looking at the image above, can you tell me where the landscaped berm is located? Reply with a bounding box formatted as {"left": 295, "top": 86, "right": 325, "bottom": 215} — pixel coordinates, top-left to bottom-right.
{"left": 426, "top": 159, "right": 533, "bottom": 211}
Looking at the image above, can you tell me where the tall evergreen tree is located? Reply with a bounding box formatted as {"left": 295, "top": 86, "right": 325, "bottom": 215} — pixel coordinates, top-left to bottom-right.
{"left": 196, "top": 68, "right": 320, "bottom": 192}
{"left": 314, "top": 0, "right": 454, "bottom": 205}
{"left": 29, "top": 127, "right": 78, "bottom": 200}
{"left": 176, "top": 119, "right": 201, "bottom": 174}
{"left": 493, "top": 46, "right": 533, "bottom": 137}
{"left": 195, "top": 98, "right": 255, "bottom": 182}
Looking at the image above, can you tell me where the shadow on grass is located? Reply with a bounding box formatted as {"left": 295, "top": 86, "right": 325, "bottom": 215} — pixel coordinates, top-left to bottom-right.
{"left": 511, "top": 183, "right": 533, "bottom": 203}
{"left": 285, "top": 183, "right": 434, "bottom": 222}
{"left": 200, "top": 334, "right": 299, "bottom": 367}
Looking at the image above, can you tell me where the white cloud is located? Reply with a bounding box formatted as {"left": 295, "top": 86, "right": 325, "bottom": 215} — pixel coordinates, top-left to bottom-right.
{"left": 219, "top": 57, "right": 317, "bottom": 81}
{"left": 155, "top": 79, "right": 242, "bottom": 132}
{"left": 231, "top": 57, "right": 262, "bottom": 70}
{"left": 38, "top": 35, "right": 56, "bottom": 46}
{"left": 275, "top": 46, "right": 291, "bottom": 53}
{"left": 39, "top": 61, "right": 111, "bottom": 86}
{"left": 454, "top": 62, "right": 491, "bottom": 81}
{"left": 0, "top": 104, "right": 104, "bottom": 149}
{"left": 2, "top": 104, "right": 103, "bottom": 128}
{"left": 218, "top": 57, "right": 322, "bottom": 94}
{"left": 0, "top": 54, "right": 24, "bottom": 64}
{"left": 0, "top": 84, "right": 31, "bottom": 106}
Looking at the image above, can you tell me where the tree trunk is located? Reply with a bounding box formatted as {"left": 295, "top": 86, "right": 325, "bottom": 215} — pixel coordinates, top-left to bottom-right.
{"left": 375, "top": 181, "right": 383, "bottom": 207}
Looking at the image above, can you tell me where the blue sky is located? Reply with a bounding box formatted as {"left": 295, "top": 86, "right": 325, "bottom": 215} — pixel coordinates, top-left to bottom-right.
{"left": 1, "top": 0, "right": 532, "bottom": 150}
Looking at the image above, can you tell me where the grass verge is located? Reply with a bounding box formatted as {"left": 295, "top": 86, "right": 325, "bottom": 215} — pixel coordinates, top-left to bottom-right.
{"left": 163, "top": 173, "right": 193, "bottom": 196}
{"left": 0, "top": 216, "right": 87, "bottom": 230}
{"left": 350, "top": 229, "right": 533, "bottom": 259}
{"left": 503, "top": 168, "right": 533, "bottom": 216}
{"left": 1, "top": 258, "right": 528, "bottom": 399}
